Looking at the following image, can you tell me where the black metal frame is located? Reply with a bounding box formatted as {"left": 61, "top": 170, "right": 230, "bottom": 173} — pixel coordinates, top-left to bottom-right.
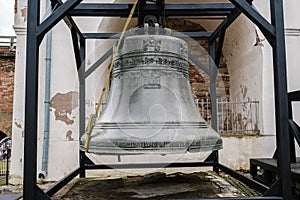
{"left": 23, "top": 0, "right": 292, "bottom": 199}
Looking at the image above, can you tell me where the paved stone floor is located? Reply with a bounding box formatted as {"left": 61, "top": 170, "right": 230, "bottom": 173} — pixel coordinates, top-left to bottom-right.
{"left": 0, "top": 171, "right": 259, "bottom": 199}
{"left": 52, "top": 171, "right": 255, "bottom": 199}
{"left": 0, "top": 185, "right": 22, "bottom": 199}
{"left": 0, "top": 193, "right": 22, "bottom": 200}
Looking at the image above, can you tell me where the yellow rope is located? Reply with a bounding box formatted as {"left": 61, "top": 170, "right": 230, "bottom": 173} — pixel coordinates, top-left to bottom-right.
{"left": 166, "top": 17, "right": 174, "bottom": 36}
{"left": 83, "top": 0, "right": 139, "bottom": 152}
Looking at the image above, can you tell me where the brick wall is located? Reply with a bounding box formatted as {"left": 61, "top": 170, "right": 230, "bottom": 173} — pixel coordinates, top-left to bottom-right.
{"left": 0, "top": 50, "right": 15, "bottom": 137}
{"left": 170, "top": 19, "right": 230, "bottom": 122}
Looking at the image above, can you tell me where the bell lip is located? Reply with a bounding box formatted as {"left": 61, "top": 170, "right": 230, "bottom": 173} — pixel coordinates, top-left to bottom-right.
{"left": 80, "top": 139, "right": 223, "bottom": 155}
{"left": 93, "top": 121, "right": 209, "bottom": 129}
{"left": 80, "top": 123, "right": 223, "bottom": 155}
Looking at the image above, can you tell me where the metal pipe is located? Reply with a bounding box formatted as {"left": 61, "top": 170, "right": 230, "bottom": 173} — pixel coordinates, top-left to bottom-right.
{"left": 235, "top": 99, "right": 238, "bottom": 131}
{"left": 251, "top": 101, "right": 254, "bottom": 131}
{"left": 39, "top": 1, "right": 52, "bottom": 180}
{"left": 221, "top": 98, "right": 224, "bottom": 132}
{"left": 216, "top": 98, "right": 219, "bottom": 131}
{"left": 256, "top": 100, "right": 259, "bottom": 131}
{"left": 232, "top": 101, "right": 234, "bottom": 131}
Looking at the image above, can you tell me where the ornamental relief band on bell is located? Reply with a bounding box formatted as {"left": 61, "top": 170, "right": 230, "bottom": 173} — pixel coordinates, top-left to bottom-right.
{"left": 112, "top": 69, "right": 190, "bottom": 86}
{"left": 113, "top": 56, "right": 188, "bottom": 70}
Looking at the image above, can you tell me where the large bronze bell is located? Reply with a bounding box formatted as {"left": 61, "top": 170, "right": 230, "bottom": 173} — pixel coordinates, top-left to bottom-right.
{"left": 81, "top": 26, "right": 222, "bottom": 154}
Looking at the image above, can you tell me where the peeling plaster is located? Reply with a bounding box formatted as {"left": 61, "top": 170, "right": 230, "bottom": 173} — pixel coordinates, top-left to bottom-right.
{"left": 66, "top": 130, "right": 74, "bottom": 141}
{"left": 240, "top": 85, "right": 248, "bottom": 100}
{"left": 14, "top": 120, "right": 24, "bottom": 137}
{"left": 50, "top": 91, "right": 79, "bottom": 125}
{"left": 14, "top": 0, "right": 18, "bottom": 14}
{"left": 14, "top": 121, "right": 22, "bottom": 129}
{"left": 254, "top": 30, "right": 265, "bottom": 47}
{"left": 21, "top": 6, "right": 27, "bottom": 22}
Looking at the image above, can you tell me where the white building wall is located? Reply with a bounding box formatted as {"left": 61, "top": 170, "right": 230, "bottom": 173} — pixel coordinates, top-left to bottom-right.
{"left": 10, "top": 0, "right": 30, "bottom": 184}
{"left": 284, "top": 0, "right": 300, "bottom": 125}
{"left": 254, "top": 0, "right": 300, "bottom": 133}
{"left": 10, "top": 0, "right": 102, "bottom": 183}
{"left": 10, "top": 28, "right": 26, "bottom": 184}
{"left": 221, "top": 16, "right": 264, "bottom": 133}
{"left": 38, "top": 21, "right": 80, "bottom": 181}
{"left": 286, "top": 32, "right": 300, "bottom": 125}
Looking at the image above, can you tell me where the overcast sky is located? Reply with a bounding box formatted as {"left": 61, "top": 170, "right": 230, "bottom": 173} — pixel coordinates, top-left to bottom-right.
{"left": 0, "top": 0, "right": 15, "bottom": 36}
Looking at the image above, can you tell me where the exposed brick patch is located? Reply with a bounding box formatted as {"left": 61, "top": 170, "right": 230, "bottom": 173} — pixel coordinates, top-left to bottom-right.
{"left": 0, "top": 52, "right": 15, "bottom": 137}
{"left": 50, "top": 91, "right": 79, "bottom": 125}
{"left": 169, "top": 19, "right": 230, "bottom": 122}
{"left": 14, "top": 0, "right": 18, "bottom": 14}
